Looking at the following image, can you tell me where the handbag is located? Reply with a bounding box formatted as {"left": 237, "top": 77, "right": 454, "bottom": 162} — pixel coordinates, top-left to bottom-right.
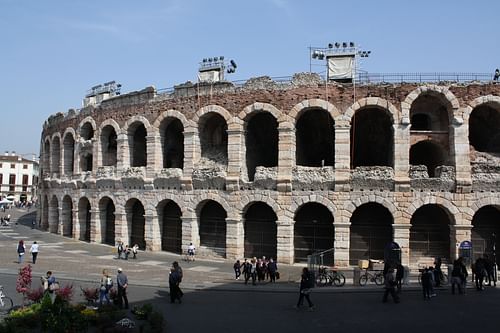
{"left": 300, "top": 288, "right": 311, "bottom": 295}
{"left": 49, "top": 282, "right": 60, "bottom": 291}
{"left": 276, "top": 271, "right": 280, "bottom": 280}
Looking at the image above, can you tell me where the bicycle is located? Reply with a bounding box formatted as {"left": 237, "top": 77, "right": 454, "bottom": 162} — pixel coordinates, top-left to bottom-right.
{"left": 359, "top": 269, "right": 385, "bottom": 286}
{"left": 315, "top": 266, "right": 346, "bottom": 287}
{"left": 417, "top": 269, "right": 449, "bottom": 286}
{"left": 0, "top": 285, "right": 13, "bottom": 312}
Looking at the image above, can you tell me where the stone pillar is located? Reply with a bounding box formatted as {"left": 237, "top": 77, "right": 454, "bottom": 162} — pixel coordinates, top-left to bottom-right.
{"left": 226, "top": 216, "right": 244, "bottom": 259}
{"left": 91, "top": 138, "right": 98, "bottom": 175}
{"left": 181, "top": 128, "right": 196, "bottom": 190}
{"left": 450, "top": 225, "right": 472, "bottom": 260}
{"left": 117, "top": 133, "right": 129, "bottom": 170}
{"left": 277, "top": 124, "right": 294, "bottom": 192}
{"left": 333, "top": 222, "right": 350, "bottom": 267}
{"left": 393, "top": 223, "right": 411, "bottom": 266}
{"left": 114, "top": 211, "right": 128, "bottom": 246}
{"left": 48, "top": 203, "right": 58, "bottom": 234}
{"left": 90, "top": 208, "right": 100, "bottom": 243}
{"left": 146, "top": 134, "right": 160, "bottom": 178}
{"left": 56, "top": 206, "right": 63, "bottom": 236}
{"left": 226, "top": 123, "right": 243, "bottom": 191}
{"left": 393, "top": 123, "right": 411, "bottom": 192}
{"left": 144, "top": 212, "right": 161, "bottom": 251}
{"left": 451, "top": 121, "right": 472, "bottom": 193}
{"left": 181, "top": 214, "right": 198, "bottom": 254}
{"left": 277, "top": 216, "right": 294, "bottom": 264}
{"left": 334, "top": 123, "right": 351, "bottom": 190}
{"left": 72, "top": 208, "right": 80, "bottom": 240}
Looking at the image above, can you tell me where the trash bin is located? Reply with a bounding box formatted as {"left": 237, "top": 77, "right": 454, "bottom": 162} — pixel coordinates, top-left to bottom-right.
{"left": 353, "top": 267, "right": 361, "bottom": 286}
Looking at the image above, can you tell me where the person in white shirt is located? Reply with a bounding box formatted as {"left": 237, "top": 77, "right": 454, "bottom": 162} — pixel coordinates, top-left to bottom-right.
{"left": 187, "top": 243, "right": 195, "bottom": 261}
{"left": 30, "top": 241, "right": 39, "bottom": 264}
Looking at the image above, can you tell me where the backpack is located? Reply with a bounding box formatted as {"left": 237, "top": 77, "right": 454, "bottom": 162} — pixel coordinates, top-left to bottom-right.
{"left": 17, "top": 244, "right": 24, "bottom": 254}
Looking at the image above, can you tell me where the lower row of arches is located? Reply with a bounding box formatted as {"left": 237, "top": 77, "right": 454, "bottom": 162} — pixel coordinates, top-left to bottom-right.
{"left": 40, "top": 196, "right": 500, "bottom": 266}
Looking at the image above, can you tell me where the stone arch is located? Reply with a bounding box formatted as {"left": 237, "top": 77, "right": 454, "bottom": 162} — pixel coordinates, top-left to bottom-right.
{"left": 462, "top": 95, "right": 500, "bottom": 122}
{"left": 239, "top": 194, "right": 281, "bottom": 216}
{"left": 239, "top": 102, "right": 282, "bottom": 122}
{"left": 125, "top": 197, "right": 146, "bottom": 249}
{"left": 342, "top": 195, "right": 399, "bottom": 223}
{"left": 243, "top": 201, "right": 278, "bottom": 259}
{"left": 193, "top": 194, "right": 232, "bottom": 218}
{"left": 78, "top": 196, "right": 92, "bottom": 242}
{"left": 50, "top": 133, "right": 62, "bottom": 176}
{"left": 61, "top": 194, "right": 74, "bottom": 237}
{"left": 290, "top": 194, "right": 337, "bottom": 221}
{"left": 401, "top": 85, "right": 460, "bottom": 124}
{"left": 99, "top": 196, "right": 116, "bottom": 246}
{"left": 122, "top": 115, "right": 152, "bottom": 134}
{"left": 77, "top": 116, "right": 97, "bottom": 140}
{"left": 152, "top": 110, "right": 191, "bottom": 131}
{"left": 289, "top": 99, "right": 341, "bottom": 125}
{"left": 193, "top": 105, "right": 232, "bottom": 125}
{"left": 345, "top": 97, "right": 399, "bottom": 124}
{"left": 471, "top": 197, "right": 500, "bottom": 216}
{"left": 62, "top": 129, "right": 76, "bottom": 176}
{"left": 98, "top": 119, "right": 121, "bottom": 136}
{"left": 42, "top": 136, "right": 51, "bottom": 175}
{"left": 48, "top": 195, "right": 59, "bottom": 234}
{"left": 154, "top": 111, "right": 187, "bottom": 169}
{"left": 157, "top": 199, "right": 183, "bottom": 254}
{"left": 406, "top": 196, "right": 458, "bottom": 225}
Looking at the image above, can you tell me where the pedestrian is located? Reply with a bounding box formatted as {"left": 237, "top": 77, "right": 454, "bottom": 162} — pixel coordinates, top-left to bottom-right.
{"left": 242, "top": 259, "right": 251, "bottom": 285}
{"left": 187, "top": 242, "right": 196, "bottom": 261}
{"left": 421, "top": 267, "right": 433, "bottom": 299}
{"left": 117, "top": 241, "right": 123, "bottom": 259}
{"left": 295, "top": 267, "right": 315, "bottom": 310}
{"left": 434, "top": 257, "right": 442, "bottom": 287}
{"left": 484, "top": 254, "right": 496, "bottom": 287}
{"left": 250, "top": 258, "right": 257, "bottom": 285}
{"left": 116, "top": 268, "right": 129, "bottom": 309}
{"left": 494, "top": 68, "right": 500, "bottom": 82}
{"left": 268, "top": 258, "right": 278, "bottom": 283}
{"left": 123, "top": 245, "right": 131, "bottom": 260}
{"left": 172, "top": 261, "right": 184, "bottom": 298}
{"left": 17, "top": 240, "right": 26, "bottom": 263}
{"left": 99, "top": 269, "right": 112, "bottom": 305}
{"left": 451, "top": 259, "right": 464, "bottom": 295}
{"left": 233, "top": 260, "right": 242, "bottom": 280}
{"left": 382, "top": 267, "right": 400, "bottom": 303}
{"left": 132, "top": 244, "right": 139, "bottom": 259}
{"left": 474, "top": 256, "right": 486, "bottom": 291}
{"left": 169, "top": 267, "right": 182, "bottom": 304}
{"left": 395, "top": 263, "right": 404, "bottom": 293}
{"left": 30, "top": 241, "right": 39, "bottom": 264}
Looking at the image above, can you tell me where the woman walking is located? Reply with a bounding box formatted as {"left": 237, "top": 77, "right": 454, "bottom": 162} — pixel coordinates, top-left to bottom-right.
{"left": 17, "top": 240, "right": 26, "bottom": 263}
{"left": 295, "top": 267, "right": 314, "bottom": 311}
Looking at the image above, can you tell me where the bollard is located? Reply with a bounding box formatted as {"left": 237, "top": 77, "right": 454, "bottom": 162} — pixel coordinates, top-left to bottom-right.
{"left": 353, "top": 267, "right": 361, "bottom": 286}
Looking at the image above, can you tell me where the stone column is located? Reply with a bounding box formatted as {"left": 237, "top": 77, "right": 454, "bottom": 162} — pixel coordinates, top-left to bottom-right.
{"left": 226, "top": 123, "right": 243, "bottom": 191}
{"left": 144, "top": 212, "right": 161, "bottom": 251}
{"left": 56, "top": 206, "right": 63, "bottom": 236}
{"left": 72, "top": 208, "right": 80, "bottom": 240}
{"left": 114, "top": 210, "right": 128, "bottom": 246}
{"left": 450, "top": 225, "right": 472, "bottom": 260}
{"left": 393, "top": 123, "right": 411, "bottom": 192}
{"left": 48, "top": 202, "right": 59, "bottom": 234}
{"left": 181, "top": 214, "right": 198, "bottom": 254}
{"left": 277, "top": 216, "right": 294, "bottom": 264}
{"left": 333, "top": 222, "right": 350, "bottom": 267}
{"left": 117, "top": 133, "right": 129, "bottom": 170}
{"left": 146, "top": 134, "right": 161, "bottom": 178}
{"left": 90, "top": 208, "right": 100, "bottom": 243}
{"left": 91, "top": 138, "right": 98, "bottom": 175}
{"left": 226, "top": 216, "right": 244, "bottom": 259}
{"left": 451, "top": 121, "right": 472, "bottom": 193}
{"left": 334, "top": 123, "right": 351, "bottom": 191}
{"left": 181, "top": 128, "right": 196, "bottom": 190}
{"left": 393, "top": 223, "right": 411, "bottom": 266}
{"left": 277, "top": 124, "right": 294, "bottom": 192}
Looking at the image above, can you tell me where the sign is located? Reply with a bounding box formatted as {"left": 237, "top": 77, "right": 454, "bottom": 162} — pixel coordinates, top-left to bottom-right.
{"left": 459, "top": 241, "right": 472, "bottom": 250}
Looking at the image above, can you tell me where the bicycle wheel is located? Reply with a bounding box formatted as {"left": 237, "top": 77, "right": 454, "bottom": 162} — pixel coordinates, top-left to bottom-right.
{"left": 359, "top": 275, "right": 368, "bottom": 286}
{"left": 316, "top": 273, "right": 328, "bottom": 287}
{"left": 375, "top": 273, "right": 385, "bottom": 286}
{"left": 333, "top": 273, "right": 346, "bottom": 287}
{"left": 0, "top": 296, "right": 13, "bottom": 312}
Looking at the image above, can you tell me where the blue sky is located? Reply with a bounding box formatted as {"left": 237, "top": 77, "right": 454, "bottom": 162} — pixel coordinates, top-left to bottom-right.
{"left": 1, "top": 0, "right": 499, "bottom": 156}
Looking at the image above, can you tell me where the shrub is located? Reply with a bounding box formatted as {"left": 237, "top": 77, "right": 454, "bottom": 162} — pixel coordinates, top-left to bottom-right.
{"left": 15, "top": 264, "right": 32, "bottom": 305}
{"left": 80, "top": 286, "right": 99, "bottom": 304}
{"left": 56, "top": 283, "right": 74, "bottom": 302}
{"left": 26, "top": 286, "right": 44, "bottom": 303}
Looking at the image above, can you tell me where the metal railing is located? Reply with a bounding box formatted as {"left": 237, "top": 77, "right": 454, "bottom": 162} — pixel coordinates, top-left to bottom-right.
{"left": 307, "top": 248, "right": 335, "bottom": 273}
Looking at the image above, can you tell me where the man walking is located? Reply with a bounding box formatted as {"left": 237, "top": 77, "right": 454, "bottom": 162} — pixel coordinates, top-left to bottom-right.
{"left": 30, "top": 241, "right": 39, "bottom": 264}
{"left": 116, "top": 268, "right": 129, "bottom": 309}
{"left": 382, "top": 267, "right": 400, "bottom": 303}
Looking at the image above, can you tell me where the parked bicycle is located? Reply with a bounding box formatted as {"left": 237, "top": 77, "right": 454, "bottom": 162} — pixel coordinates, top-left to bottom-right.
{"left": 359, "top": 269, "right": 385, "bottom": 286}
{"left": 0, "top": 285, "right": 13, "bottom": 312}
{"left": 316, "top": 266, "right": 346, "bottom": 287}
{"left": 417, "top": 269, "right": 449, "bottom": 286}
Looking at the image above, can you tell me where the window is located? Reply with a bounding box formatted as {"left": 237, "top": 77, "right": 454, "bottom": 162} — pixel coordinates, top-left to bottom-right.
{"left": 9, "top": 174, "right": 15, "bottom": 192}
{"left": 10, "top": 164, "right": 15, "bottom": 169}
{"left": 23, "top": 164, "right": 28, "bottom": 169}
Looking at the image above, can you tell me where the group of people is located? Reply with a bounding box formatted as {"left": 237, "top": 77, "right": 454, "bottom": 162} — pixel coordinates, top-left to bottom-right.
{"left": 471, "top": 254, "right": 497, "bottom": 290}
{"left": 116, "top": 242, "right": 139, "bottom": 260}
{"left": 234, "top": 256, "right": 279, "bottom": 285}
{"left": 16, "top": 239, "right": 39, "bottom": 264}
{"left": 0, "top": 214, "right": 11, "bottom": 226}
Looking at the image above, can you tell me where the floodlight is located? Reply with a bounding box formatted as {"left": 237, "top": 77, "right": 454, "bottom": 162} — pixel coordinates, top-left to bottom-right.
{"left": 342, "top": 42, "right": 347, "bottom": 48}
{"left": 214, "top": 57, "right": 218, "bottom": 61}
{"left": 349, "top": 42, "right": 355, "bottom": 47}
{"left": 220, "top": 56, "right": 224, "bottom": 60}
{"left": 208, "top": 57, "right": 213, "bottom": 62}
{"left": 203, "top": 58, "right": 207, "bottom": 62}
{"left": 335, "top": 42, "right": 340, "bottom": 48}
{"left": 117, "top": 84, "right": 122, "bottom": 88}
{"left": 328, "top": 43, "right": 333, "bottom": 49}
{"left": 230, "top": 60, "right": 237, "bottom": 68}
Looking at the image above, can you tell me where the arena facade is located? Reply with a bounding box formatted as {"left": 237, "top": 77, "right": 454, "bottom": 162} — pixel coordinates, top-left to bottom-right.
{"left": 38, "top": 73, "right": 500, "bottom": 268}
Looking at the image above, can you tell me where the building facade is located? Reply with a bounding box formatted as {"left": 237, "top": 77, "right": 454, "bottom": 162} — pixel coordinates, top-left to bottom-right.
{"left": 38, "top": 73, "right": 500, "bottom": 268}
{"left": 0, "top": 151, "right": 39, "bottom": 202}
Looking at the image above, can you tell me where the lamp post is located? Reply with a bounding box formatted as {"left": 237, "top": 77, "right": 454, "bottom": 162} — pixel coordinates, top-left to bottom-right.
{"left": 492, "top": 233, "right": 497, "bottom": 282}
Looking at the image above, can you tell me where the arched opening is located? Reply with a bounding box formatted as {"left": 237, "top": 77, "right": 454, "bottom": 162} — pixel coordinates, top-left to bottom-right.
{"left": 296, "top": 108, "right": 335, "bottom": 167}
{"left": 48, "top": 195, "right": 59, "bottom": 234}
{"left": 198, "top": 200, "right": 227, "bottom": 257}
{"left": 411, "top": 114, "right": 431, "bottom": 130}
{"left": 245, "top": 112, "right": 278, "bottom": 181}
{"left": 199, "top": 113, "right": 228, "bottom": 165}
{"left": 350, "top": 202, "right": 393, "bottom": 265}
{"left": 51, "top": 137, "right": 61, "bottom": 176}
{"left": 41, "top": 195, "right": 49, "bottom": 230}
{"left": 43, "top": 140, "right": 51, "bottom": 176}
{"left": 351, "top": 107, "right": 393, "bottom": 168}
{"left": 128, "top": 122, "right": 147, "bottom": 167}
{"left": 158, "top": 200, "right": 182, "bottom": 254}
{"left": 244, "top": 202, "right": 277, "bottom": 259}
{"left": 161, "top": 118, "right": 184, "bottom": 169}
{"left": 63, "top": 133, "right": 75, "bottom": 175}
{"left": 410, "top": 204, "right": 452, "bottom": 265}
{"left": 101, "top": 125, "right": 118, "bottom": 167}
{"left": 126, "top": 199, "right": 145, "bottom": 249}
{"left": 469, "top": 104, "right": 500, "bottom": 154}
{"left": 80, "top": 153, "right": 93, "bottom": 172}
{"left": 80, "top": 122, "right": 94, "bottom": 140}
{"left": 410, "top": 140, "right": 448, "bottom": 177}
{"left": 61, "top": 195, "right": 73, "bottom": 237}
{"left": 472, "top": 205, "right": 500, "bottom": 265}
{"left": 78, "top": 197, "right": 91, "bottom": 242}
{"left": 294, "top": 202, "right": 334, "bottom": 263}
{"left": 99, "top": 197, "right": 115, "bottom": 246}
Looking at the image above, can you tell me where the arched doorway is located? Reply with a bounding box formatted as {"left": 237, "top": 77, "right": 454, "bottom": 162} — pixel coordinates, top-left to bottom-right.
{"left": 296, "top": 108, "right": 334, "bottom": 167}
{"left": 126, "top": 199, "right": 145, "bottom": 249}
{"left": 349, "top": 202, "right": 393, "bottom": 265}
{"left": 198, "top": 200, "right": 227, "bottom": 257}
{"left": 101, "top": 125, "right": 118, "bottom": 167}
{"left": 410, "top": 140, "right": 448, "bottom": 177}
{"left": 99, "top": 197, "right": 115, "bottom": 246}
{"left": 78, "top": 197, "right": 91, "bottom": 242}
{"left": 160, "top": 118, "right": 184, "bottom": 169}
{"left": 63, "top": 133, "right": 75, "bottom": 175}
{"left": 245, "top": 112, "right": 278, "bottom": 181}
{"left": 294, "top": 203, "right": 334, "bottom": 263}
{"left": 244, "top": 202, "right": 277, "bottom": 259}
{"left": 61, "top": 195, "right": 73, "bottom": 237}
{"left": 49, "top": 196, "right": 59, "bottom": 234}
{"left": 472, "top": 206, "right": 500, "bottom": 264}
{"left": 410, "top": 204, "right": 452, "bottom": 265}
{"left": 128, "top": 122, "right": 147, "bottom": 167}
{"left": 158, "top": 200, "right": 182, "bottom": 254}
{"left": 199, "top": 113, "right": 228, "bottom": 165}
